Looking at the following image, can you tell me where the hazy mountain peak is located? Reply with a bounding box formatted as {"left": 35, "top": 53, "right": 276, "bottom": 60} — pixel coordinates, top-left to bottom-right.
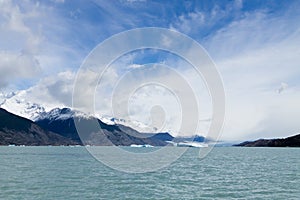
{"left": 98, "top": 115, "right": 159, "bottom": 133}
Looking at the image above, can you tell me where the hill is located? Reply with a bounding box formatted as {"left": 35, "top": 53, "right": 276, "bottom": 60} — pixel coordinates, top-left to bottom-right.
{"left": 234, "top": 134, "right": 300, "bottom": 147}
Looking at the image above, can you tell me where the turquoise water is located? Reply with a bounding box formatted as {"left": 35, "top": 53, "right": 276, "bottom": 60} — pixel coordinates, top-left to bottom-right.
{"left": 0, "top": 147, "right": 299, "bottom": 199}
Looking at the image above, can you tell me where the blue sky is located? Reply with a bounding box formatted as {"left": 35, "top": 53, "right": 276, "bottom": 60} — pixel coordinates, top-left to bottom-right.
{"left": 0, "top": 0, "right": 300, "bottom": 140}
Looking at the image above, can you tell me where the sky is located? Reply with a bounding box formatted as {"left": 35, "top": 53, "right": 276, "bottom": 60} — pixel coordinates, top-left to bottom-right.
{"left": 0, "top": 0, "right": 300, "bottom": 141}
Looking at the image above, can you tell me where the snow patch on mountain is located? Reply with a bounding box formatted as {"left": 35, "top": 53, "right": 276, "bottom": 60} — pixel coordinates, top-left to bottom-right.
{"left": 98, "top": 115, "right": 159, "bottom": 133}
{"left": 0, "top": 91, "right": 46, "bottom": 120}
{"left": 97, "top": 115, "right": 116, "bottom": 125}
{"left": 36, "top": 107, "right": 92, "bottom": 121}
{"left": 0, "top": 91, "right": 172, "bottom": 134}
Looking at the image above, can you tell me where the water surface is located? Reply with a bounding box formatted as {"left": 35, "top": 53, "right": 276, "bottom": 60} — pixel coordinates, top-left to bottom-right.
{"left": 0, "top": 147, "right": 299, "bottom": 199}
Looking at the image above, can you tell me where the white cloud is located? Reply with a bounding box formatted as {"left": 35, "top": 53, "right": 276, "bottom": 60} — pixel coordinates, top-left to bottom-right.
{"left": 0, "top": 0, "right": 44, "bottom": 90}
{"left": 1, "top": 1, "right": 299, "bottom": 141}
{"left": 52, "top": 0, "right": 65, "bottom": 3}
{"left": 91, "top": 53, "right": 213, "bottom": 137}
{"left": 170, "top": 1, "right": 243, "bottom": 35}
{"left": 205, "top": 9, "right": 300, "bottom": 140}
{"left": 170, "top": 11, "right": 205, "bottom": 34}
{"left": 277, "top": 82, "right": 288, "bottom": 94}
{"left": 0, "top": 0, "right": 90, "bottom": 89}
{"left": 0, "top": 0, "right": 43, "bottom": 53}
{"left": 15, "top": 47, "right": 212, "bottom": 137}
{"left": 127, "top": 64, "right": 144, "bottom": 69}
{"left": 21, "top": 71, "right": 75, "bottom": 109}
{"left": 169, "top": 4, "right": 300, "bottom": 140}
{"left": 205, "top": 7, "right": 300, "bottom": 60}
{"left": 170, "top": 11, "right": 206, "bottom": 34}
{"left": 0, "top": 51, "right": 41, "bottom": 88}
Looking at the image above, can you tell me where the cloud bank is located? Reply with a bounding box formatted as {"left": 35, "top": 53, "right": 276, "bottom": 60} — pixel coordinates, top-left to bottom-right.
{"left": 1, "top": 0, "right": 300, "bottom": 141}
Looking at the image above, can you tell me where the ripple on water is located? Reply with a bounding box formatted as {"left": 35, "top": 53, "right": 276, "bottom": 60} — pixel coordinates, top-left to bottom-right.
{"left": 0, "top": 146, "right": 299, "bottom": 199}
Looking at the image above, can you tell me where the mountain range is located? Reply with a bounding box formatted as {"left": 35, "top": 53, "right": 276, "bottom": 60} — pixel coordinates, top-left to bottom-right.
{"left": 0, "top": 107, "right": 173, "bottom": 146}
{"left": 0, "top": 91, "right": 160, "bottom": 132}
{"left": 1, "top": 90, "right": 299, "bottom": 147}
{"left": 35, "top": 107, "right": 168, "bottom": 146}
{"left": 0, "top": 92, "right": 210, "bottom": 146}
{"left": 1, "top": 101, "right": 299, "bottom": 147}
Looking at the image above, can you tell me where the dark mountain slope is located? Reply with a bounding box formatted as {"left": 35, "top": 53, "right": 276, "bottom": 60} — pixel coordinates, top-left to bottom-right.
{"left": 0, "top": 108, "right": 74, "bottom": 145}
{"left": 234, "top": 134, "right": 300, "bottom": 147}
{"left": 35, "top": 108, "right": 167, "bottom": 146}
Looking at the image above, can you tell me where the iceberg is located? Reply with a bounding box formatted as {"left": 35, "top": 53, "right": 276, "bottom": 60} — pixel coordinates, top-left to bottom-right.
{"left": 130, "top": 144, "right": 154, "bottom": 148}
{"left": 177, "top": 142, "right": 208, "bottom": 148}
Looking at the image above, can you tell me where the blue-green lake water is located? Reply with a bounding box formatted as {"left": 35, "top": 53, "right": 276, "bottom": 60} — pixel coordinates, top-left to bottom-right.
{"left": 0, "top": 147, "right": 299, "bottom": 199}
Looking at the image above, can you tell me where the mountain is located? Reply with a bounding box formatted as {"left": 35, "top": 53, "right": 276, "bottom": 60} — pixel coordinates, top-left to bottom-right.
{"left": 99, "top": 116, "right": 159, "bottom": 133}
{"left": 34, "top": 108, "right": 93, "bottom": 143}
{"left": 98, "top": 117, "right": 208, "bottom": 143}
{"left": 234, "top": 134, "right": 300, "bottom": 147}
{"left": 35, "top": 108, "right": 168, "bottom": 146}
{"left": 148, "top": 132, "right": 174, "bottom": 141}
{"left": 0, "top": 91, "right": 207, "bottom": 146}
{"left": 0, "top": 108, "right": 74, "bottom": 146}
{"left": 0, "top": 91, "right": 161, "bottom": 133}
{"left": 0, "top": 91, "right": 47, "bottom": 120}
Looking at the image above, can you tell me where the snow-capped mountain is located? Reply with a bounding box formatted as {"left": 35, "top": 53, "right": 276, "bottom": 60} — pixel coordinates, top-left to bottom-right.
{"left": 34, "top": 107, "right": 168, "bottom": 146}
{"left": 0, "top": 95, "right": 208, "bottom": 146}
{"left": 98, "top": 115, "right": 159, "bottom": 133}
{"left": 36, "top": 107, "right": 92, "bottom": 121}
{"left": 0, "top": 91, "right": 205, "bottom": 146}
{"left": 0, "top": 108, "right": 76, "bottom": 146}
{"left": 34, "top": 108, "right": 96, "bottom": 144}
{"left": 36, "top": 107, "right": 155, "bottom": 133}
{"left": 0, "top": 91, "right": 173, "bottom": 136}
{"left": 0, "top": 91, "right": 46, "bottom": 120}
{"left": 0, "top": 90, "right": 96, "bottom": 122}
{"left": 0, "top": 91, "right": 159, "bottom": 133}
{"left": 0, "top": 91, "right": 17, "bottom": 104}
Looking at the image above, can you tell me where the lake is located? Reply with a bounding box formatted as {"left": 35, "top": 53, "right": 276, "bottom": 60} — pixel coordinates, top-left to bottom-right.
{"left": 0, "top": 147, "right": 299, "bottom": 199}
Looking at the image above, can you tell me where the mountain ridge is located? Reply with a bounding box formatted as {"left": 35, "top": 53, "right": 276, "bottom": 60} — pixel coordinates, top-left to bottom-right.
{"left": 0, "top": 92, "right": 209, "bottom": 146}
{"left": 234, "top": 134, "right": 300, "bottom": 147}
{"left": 0, "top": 108, "right": 170, "bottom": 146}
{"left": 35, "top": 108, "right": 169, "bottom": 146}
